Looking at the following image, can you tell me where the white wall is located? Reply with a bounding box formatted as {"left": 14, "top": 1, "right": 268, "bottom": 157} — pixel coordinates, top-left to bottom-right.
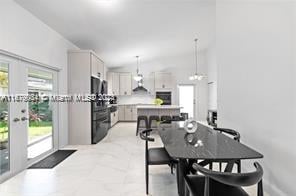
{"left": 217, "top": 1, "right": 296, "bottom": 195}
{"left": 110, "top": 52, "right": 209, "bottom": 121}
{"left": 0, "top": 0, "right": 79, "bottom": 147}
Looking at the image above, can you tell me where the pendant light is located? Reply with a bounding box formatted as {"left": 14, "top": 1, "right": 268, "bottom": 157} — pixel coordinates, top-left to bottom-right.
{"left": 133, "top": 56, "right": 143, "bottom": 81}
{"left": 189, "top": 39, "right": 206, "bottom": 81}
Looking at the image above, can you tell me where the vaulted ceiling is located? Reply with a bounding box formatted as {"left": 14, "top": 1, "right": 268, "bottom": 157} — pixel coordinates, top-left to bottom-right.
{"left": 14, "top": 0, "right": 215, "bottom": 67}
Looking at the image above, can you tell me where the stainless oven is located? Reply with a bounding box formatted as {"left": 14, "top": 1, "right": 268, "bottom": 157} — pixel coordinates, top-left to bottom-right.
{"left": 156, "top": 91, "right": 172, "bottom": 105}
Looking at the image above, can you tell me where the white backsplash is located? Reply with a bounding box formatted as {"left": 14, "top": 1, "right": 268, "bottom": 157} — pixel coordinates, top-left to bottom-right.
{"left": 117, "top": 94, "right": 155, "bottom": 105}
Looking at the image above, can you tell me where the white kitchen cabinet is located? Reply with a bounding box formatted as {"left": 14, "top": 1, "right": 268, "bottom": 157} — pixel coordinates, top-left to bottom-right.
{"left": 110, "top": 110, "right": 119, "bottom": 127}
{"left": 113, "top": 73, "right": 120, "bottom": 95}
{"left": 68, "top": 50, "right": 105, "bottom": 145}
{"left": 131, "top": 105, "right": 137, "bottom": 121}
{"left": 124, "top": 105, "right": 133, "bottom": 121}
{"left": 119, "top": 73, "right": 132, "bottom": 95}
{"left": 91, "top": 54, "right": 104, "bottom": 79}
{"left": 118, "top": 105, "right": 125, "bottom": 121}
{"left": 117, "top": 105, "right": 137, "bottom": 121}
{"left": 155, "top": 72, "right": 172, "bottom": 89}
{"left": 107, "top": 72, "right": 120, "bottom": 95}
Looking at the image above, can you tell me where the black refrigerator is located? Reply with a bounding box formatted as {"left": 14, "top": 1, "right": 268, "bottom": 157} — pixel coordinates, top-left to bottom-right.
{"left": 91, "top": 77, "right": 110, "bottom": 144}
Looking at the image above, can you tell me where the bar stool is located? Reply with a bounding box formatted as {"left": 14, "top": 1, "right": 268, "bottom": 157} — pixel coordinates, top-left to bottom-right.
{"left": 160, "top": 115, "right": 172, "bottom": 123}
{"left": 136, "top": 116, "right": 148, "bottom": 136}
{"left": 172, "top": 115, "right": 184, "bottom": 121}
{"left": 148, "top": 115, "right": 160, "bottom": 129}
{"left": 181, "top": 113, "right": 189, "bottom": 120}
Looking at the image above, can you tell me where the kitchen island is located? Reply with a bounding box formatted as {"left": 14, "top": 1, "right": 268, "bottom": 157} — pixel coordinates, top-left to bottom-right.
{"left": 137, "top": 105, "right": 182, "bottom": 117}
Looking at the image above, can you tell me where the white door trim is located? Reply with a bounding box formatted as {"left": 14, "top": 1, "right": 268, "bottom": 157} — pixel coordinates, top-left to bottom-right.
{"left": 0, "top": 49, "right": 61, "bottom": 72}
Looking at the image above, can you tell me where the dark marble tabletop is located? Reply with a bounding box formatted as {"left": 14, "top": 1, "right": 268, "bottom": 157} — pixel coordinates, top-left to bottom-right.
{"left": 158, "top": 122, "right": 263, "bottom": 160}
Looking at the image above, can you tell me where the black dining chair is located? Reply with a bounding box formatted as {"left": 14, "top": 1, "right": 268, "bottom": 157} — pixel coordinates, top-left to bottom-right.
{"left": 214, "top": 127, "right": 241, "bottom": 173}
{"left": 139, "top": 129, "right": 177, "bottom": 195}
{"left": 136, "top": 115, "right": 149, "bottom": 136}
{"left": 198, "top": 127, "right": 241, "bottom": 173}
{"left": 185, "top": 162, "right": 264, "bottom": 196}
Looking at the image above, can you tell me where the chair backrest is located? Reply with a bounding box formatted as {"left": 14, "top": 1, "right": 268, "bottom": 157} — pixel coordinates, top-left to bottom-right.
{"left": 214, "top": 127, "right": 240, "bottom": 142}
{"left": 139, "top": 129, "right": 154, "bottom": 164}
{"left": 139, "top": 129, "right": 154, "bottom": 142}
{"left": 181, "top": 113, "right": 189, "bottom": 120}
{"left": 193, "top": 162, "right": 263, "bottom": 187}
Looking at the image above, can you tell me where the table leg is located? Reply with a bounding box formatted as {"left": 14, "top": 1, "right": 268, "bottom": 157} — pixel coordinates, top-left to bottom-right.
{"left": 177, "top": 159, "right": 188, "bottom": 196}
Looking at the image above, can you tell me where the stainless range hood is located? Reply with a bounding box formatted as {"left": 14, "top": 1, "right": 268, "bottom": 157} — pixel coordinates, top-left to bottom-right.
{"left": 133, "top": 80, "right": 148, "bottom": 93}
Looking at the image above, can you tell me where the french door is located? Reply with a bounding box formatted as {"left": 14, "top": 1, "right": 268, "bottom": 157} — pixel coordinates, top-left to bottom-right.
{"left": 178, "top": 84, "right": 196, "bottom": 119}
{"left": 0, "top": 54, "right": 58, "bottom": 182}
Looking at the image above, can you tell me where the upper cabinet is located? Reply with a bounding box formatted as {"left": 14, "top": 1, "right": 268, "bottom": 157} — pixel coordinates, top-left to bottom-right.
{"left": 107, "top": 72, "right": 120, "bottom": 95}
{"left": 154, "top": 72, "right": 172, "bottom": 90}
{"left": 107, "top": 71, "right": 172, "bottom": 95}
{"left": 107, "top": 72, "right": 132, "bottom": 96}
{"left": 91, "top": 54, "right": 104, "bottom": 79}
{"left": 119, "top": 73, "right": 132, "bottom": 95}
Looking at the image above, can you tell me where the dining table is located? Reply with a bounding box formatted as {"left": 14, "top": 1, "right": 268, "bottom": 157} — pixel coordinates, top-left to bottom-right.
{"left": 157, "top": 121, "right": 264, "bottom": 196}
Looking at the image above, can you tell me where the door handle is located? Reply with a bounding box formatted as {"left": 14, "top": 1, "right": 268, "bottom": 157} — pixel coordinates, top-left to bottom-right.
{"left": 13, "top": 118, "right": 20, "bottom": 122}
{"left": 21, "top": 117, "right": 29, "bottom": 121}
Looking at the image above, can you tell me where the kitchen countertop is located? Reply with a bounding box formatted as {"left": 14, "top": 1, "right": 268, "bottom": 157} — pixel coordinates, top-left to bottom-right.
{"left": 109, "top": 103, "right": 155, "bottom": 106}
{"left": 137, "top": 105, "right": 182, "bottom": 109}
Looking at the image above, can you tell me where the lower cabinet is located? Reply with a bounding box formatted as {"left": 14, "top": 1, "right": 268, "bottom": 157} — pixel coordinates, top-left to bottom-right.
{"left": 118, "top": 105, "right": 137, "bottom": 121}
{"left": 110, "top": 110, "right": 119, "bottom": 127}
{"left": 118, "top": 106, "right": 125, "bottom": 121}
{"left": 124, "top": 105, "right": 133, "bottom": 121}
{"left": 131, "top": 106, "right": 137, "bottom": 121}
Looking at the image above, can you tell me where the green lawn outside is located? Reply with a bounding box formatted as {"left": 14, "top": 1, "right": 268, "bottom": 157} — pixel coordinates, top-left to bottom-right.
{"left": 28, "top": 126, "right": 52, "bottom": 141}
{"left": 0, "top": 125, "right": 8, "bottom": 142}
{"left": 0, "top": 121, "right": 52, "bottom": 142}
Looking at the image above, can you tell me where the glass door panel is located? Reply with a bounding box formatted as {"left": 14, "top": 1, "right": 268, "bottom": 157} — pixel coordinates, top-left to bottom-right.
{"left": 27, "top": 68, "right": 54, "bottom": 159}
{"left": 178, "top": 85, "right": 195, "bottom": 118}
{"left": 0, "top": 63, "right": 9, "bottom": 175}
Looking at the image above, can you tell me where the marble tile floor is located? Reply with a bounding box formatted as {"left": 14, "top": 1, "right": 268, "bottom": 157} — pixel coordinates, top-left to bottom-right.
{"left": 0, "top": 122, "right": 259, "bottom": 196}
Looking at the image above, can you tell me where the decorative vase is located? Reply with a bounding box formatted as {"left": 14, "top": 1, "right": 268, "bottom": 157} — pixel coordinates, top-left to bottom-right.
{"left": 184, "top": 118, "right": 198, "bottom": 133}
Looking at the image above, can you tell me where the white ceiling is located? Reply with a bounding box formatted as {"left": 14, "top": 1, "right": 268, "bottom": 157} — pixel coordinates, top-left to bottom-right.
{"left": 14, "top": 0, "right": 215, "bottom": 67}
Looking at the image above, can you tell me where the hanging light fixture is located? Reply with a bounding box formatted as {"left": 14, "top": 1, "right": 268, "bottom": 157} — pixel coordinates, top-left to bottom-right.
{"left": 189, "top": 38, "right": 206, "bottom": 81}
{"left": 133, "top": 56, "right": 143, "bottom": 81}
